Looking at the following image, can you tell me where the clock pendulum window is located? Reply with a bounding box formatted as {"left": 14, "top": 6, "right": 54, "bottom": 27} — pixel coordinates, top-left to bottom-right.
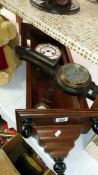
{"left": 15, "top": 23, "right": 98, "bottom": 175}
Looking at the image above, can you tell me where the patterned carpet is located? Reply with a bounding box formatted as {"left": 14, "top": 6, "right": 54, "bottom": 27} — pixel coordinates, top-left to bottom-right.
{"left": 0, "top": 115, "right": 16, "bottom": 147}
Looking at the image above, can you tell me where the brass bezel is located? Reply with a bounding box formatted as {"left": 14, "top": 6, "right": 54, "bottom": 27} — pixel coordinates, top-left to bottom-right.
{"left": 56, "top": 64, "right": 91, "bottom": 89}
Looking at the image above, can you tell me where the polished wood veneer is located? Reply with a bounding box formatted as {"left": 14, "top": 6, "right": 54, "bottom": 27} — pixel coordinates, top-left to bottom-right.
{"left": 16, "top": 23, "right": 98, "bottom": 175}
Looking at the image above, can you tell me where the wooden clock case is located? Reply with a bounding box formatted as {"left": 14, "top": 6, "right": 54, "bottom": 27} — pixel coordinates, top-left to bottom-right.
{"left": 16, "top": 23, "right": 98, "bottom": 175}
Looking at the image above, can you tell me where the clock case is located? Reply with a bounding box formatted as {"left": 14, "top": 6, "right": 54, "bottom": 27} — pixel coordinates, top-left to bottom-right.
{"left": 16, "top": 23, "right": 98, "bottom": 175}
{"left": 15, "top": 49, "right": 98, "bottom": 101}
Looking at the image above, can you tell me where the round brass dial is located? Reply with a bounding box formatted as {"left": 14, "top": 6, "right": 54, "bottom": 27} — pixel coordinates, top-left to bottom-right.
{"left": 56, "top": 63, "right": 91, "bottom": 89}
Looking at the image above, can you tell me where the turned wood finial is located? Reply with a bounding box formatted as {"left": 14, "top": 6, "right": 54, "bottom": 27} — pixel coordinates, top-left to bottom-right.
{"left": 21, "top": 119, "right": 32, "bottom": 138}
{"left": 53, "top": 157, "right": 66, "bottom": 175}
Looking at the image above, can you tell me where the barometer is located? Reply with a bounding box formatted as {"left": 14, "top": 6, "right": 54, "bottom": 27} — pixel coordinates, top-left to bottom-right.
{"left": 56, "top": 63, "right": 98, "bottom": 100}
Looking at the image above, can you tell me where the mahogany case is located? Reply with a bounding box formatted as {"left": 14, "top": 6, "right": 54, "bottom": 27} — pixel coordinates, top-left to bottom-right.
{"left": 16, "top": 23, "right": 98, "bottom": 173}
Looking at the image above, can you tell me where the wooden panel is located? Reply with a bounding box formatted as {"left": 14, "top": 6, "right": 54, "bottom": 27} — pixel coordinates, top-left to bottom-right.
{"left": 33, "top": 124, "right": 81, "bottom": 157}
{"left": 0, "top": 149, "right": 20, "bottom": 175}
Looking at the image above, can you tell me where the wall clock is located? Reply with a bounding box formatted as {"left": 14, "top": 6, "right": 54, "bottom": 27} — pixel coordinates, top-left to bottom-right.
{"left": 16, "top": 23, "right": 98, "bottom": 175}
{"left": 16, "top": 46, "right": 98, "bottom": 101}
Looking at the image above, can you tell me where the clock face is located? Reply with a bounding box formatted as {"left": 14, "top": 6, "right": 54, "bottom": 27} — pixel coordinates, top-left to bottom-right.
{"left": 35, "top": 43, "right": 61, "bottom": 60}
{"left": 56, "top": 63, "right": 92, "bottom": 89}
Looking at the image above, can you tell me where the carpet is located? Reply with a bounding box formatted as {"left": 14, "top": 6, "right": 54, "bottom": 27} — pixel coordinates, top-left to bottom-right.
{"left": 0, "top": 115, "right": 16, "bottom": 147}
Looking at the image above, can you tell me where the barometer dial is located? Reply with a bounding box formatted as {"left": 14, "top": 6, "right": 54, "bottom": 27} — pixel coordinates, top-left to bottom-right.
{"left": 56, "top": 63, "right": 91, "bottom": 89}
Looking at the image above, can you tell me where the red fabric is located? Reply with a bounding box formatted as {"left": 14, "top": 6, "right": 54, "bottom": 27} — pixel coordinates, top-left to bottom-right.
{"left": 0, "top": 47, "right": 8, "bottom": 70}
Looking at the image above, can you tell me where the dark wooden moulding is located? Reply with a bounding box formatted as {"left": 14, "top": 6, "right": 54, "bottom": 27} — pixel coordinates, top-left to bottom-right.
{"left": 16, "top": 23, "right": 98, "bottom": 175}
